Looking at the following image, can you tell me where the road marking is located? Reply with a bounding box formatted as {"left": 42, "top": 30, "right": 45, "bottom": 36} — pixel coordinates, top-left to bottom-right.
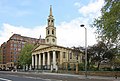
{"left": 0, "top": 78, "right": 12, "bottom": 81}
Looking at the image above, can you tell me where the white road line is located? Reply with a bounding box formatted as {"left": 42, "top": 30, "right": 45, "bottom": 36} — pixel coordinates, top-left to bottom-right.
{"left": 0, "top": 78, "right": 12, "bottom": 81}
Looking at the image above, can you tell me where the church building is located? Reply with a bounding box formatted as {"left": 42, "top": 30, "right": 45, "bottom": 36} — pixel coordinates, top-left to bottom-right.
{"left": 32, "top": 6, "right": 83, "bottom": 71}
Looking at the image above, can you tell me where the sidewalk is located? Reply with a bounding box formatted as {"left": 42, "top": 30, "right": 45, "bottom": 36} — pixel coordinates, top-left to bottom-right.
{"left": 41, "top": 72, "right": 120, "bottom": 81}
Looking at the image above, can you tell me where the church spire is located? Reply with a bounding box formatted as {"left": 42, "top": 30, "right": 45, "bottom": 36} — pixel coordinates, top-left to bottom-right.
{"left": 45, "top": 5, "right": 57, "bottom": 45}
{"left": 49, "top": 5, "right": 53, "bottom": 17}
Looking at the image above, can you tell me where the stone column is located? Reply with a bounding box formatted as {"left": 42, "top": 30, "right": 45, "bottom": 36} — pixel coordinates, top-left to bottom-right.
{"left": 47, "top": 52, "right": 50, "bottom": 69}
{"left": 76, "top": 63, "right": 79, "bottom": 74}
{"left": 35, "top": 54, "right": 38, "bottom": 69}
{"left": 60, "top": 51, "right": 63, "bottom": 65}
{"left": 32, "top": 55, "right": 34, "bottom": 68}
{"left": 39, "top": 54, "right": 41, "bottom": 69}
{"left": 60, "top": 51, "right": 63, "bottom": 69}
{"left": 53, "top": 50, "right": 56, "bottom": 69}
{"left": 43, "top": 53, "right": 45, "bottom": 66}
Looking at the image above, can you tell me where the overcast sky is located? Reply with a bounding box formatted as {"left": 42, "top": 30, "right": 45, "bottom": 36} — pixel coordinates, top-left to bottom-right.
{"left": 0, "top": 0, "right": 104, "bottom": 47}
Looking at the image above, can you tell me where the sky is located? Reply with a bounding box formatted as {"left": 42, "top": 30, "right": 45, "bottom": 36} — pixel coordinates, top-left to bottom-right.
{"left": 0, "top": 0, "right": 104, "bottom": 47}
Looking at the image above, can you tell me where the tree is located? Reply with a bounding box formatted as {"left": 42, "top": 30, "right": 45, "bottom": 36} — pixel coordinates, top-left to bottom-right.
{"left": 92, "top": 0, "right": 120, "bottom": 43}
{"left": 88, "top": 41, "right": 116, "bottom": 70}
{"left": 18, "top": 43, "right": 34, "bottom": 67}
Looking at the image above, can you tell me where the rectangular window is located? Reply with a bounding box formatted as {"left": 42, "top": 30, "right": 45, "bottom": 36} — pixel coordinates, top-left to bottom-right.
{"left": 14, "top": 52, "right": 16, "bottom": 54}
{"left": 63, "top": 52, "right": 66, "bottom": 58}
{"left": 14, "top": 60, "right": 16, "bottom": 62}
{"left": 14, "top": 48, "right": 16, "bottom": 51}
{"left": 14, "top": 43, "right": 17, "bottom": 47}
{"left": 76, "top": 55, "right": 78, "bottom": 60}
{"left": 70, "top": 52, "right": 72, "bottom": 59}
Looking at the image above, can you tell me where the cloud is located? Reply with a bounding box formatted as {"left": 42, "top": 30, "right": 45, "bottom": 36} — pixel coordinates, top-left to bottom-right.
{"left": 0, "top": 20, "right": 96, "bottom": 47}
{"left": 0, "top": 23, "right": 46, "bottom": 45}
{"left": 78, "top": 0, "right": 104, "bottom": 18}
{"left": 74, "top": 2, "right": 81, "bottom": 8}
{"left": 57, "top": 18, "right": 96, "bottom": 47}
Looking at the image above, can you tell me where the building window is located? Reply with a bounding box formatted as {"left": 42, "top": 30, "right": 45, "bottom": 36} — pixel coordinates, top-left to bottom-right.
{"left": 14, "top": 43, "right": 17, "bottom": 47}
{"left": 14, "top": 52, "right": 16, "bottom": 54}
{"left": 48, "top": 30, "right": 49, "bottom": 34}
{"left": 52, "top": 30, "right": 54, "bottom": 34}
{"left": 63, "top": 52, "right": 66, "bottom": 58}
{"left": 14, "top": 48, "right": 16, "bottom": 51}
{"left": 76, "top": 55, "right": 78, "bottom": 60}
{"left": 70, "top": 52, "right": 72, "bottom": 59}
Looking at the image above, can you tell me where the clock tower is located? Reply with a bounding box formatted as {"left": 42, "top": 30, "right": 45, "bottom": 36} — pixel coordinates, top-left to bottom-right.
{"left": 45, "top": 5, "right": 57, "bottom": 45}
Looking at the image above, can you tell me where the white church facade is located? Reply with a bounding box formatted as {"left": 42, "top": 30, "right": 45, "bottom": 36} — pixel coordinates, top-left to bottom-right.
{"left": 32, "top": 6, "right": 83, "bottom": 71}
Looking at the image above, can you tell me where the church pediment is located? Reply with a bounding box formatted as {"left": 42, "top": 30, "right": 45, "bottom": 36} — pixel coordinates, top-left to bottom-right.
{"left": 34, "top": 44, "right": 51, "bottom": 51}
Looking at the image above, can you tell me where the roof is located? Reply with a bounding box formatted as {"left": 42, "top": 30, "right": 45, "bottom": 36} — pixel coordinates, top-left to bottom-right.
{"left": 32, "top": 43, "right": 81, "bottom": 53}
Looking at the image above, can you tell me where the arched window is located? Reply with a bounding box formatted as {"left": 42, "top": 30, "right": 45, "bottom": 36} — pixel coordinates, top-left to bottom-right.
{"left": 48, "top": 30, "right": 49, "bottom": 34}
{"left": 52, "top": 30, "right": 54, "bottom": 34}
{"left": 51, "top": 20, "right": 53, "bottom": 22}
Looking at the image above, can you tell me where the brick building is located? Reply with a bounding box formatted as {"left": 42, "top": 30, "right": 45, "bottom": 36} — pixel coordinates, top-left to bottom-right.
{"left": 0, "top": 34, "right": 45, "bottom": 64}
{"left": 0, "top": 42, "right": 6, "bottom": 64}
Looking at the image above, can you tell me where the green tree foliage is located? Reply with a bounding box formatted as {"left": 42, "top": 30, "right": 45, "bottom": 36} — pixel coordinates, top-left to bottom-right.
{"left": 93, "top": 0, "right": 120, "bottom": 43}
{"left": 18, "top": 44, "right": 34, "bottom": 66}
{"left": 88, "top": 41, "right": 116, "bottom": 70}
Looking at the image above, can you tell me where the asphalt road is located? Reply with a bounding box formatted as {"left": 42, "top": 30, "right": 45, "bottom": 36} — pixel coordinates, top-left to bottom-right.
{"left": 0, "top": 71, "right": 118, "bottom": 81}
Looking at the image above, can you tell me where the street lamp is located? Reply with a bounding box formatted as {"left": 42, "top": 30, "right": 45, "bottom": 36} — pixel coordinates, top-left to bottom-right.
{"left": 80, "top": 24, "right": 87, "bottom": 78}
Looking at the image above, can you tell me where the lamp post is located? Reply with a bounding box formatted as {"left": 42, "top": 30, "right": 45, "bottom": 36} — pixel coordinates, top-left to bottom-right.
{"left": 80, "top": 24, "right": 87, "bottom": 78}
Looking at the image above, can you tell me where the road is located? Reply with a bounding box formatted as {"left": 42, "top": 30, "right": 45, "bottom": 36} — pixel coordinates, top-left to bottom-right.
{"left": 0, "top": 71, "right": 119, "bottom": 81}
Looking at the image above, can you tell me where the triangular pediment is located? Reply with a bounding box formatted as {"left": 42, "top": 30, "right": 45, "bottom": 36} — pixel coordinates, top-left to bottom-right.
{"left": 34, "top": 44, "right": 51, "bottom": 51}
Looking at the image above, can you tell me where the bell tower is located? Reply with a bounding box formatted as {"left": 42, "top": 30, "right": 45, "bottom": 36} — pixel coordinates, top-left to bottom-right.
{"left": 45, "top": 5, "right": 57, "bottom": 45}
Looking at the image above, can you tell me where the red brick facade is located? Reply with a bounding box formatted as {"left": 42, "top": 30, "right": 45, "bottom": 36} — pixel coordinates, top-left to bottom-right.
{"left": 0, "top": 34, "right": 45, "bottom": 64}
{"left": 0, "top": 42, "right": 6, "bottom": 64}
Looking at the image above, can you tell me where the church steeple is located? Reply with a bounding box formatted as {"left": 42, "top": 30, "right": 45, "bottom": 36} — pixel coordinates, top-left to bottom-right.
{"left": 49, "top": 5, "right": 52, "bottom": 16}
{"left": 48, "top": 5, "right": 54, "bottom": 27}
{"left": 45, "top": 5, "right": 57, "bottom": 45}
